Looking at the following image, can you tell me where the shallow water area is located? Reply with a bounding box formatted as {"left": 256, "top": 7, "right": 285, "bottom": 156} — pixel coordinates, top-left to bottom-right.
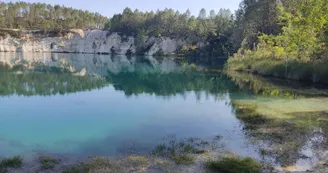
{"left": 0, "top": 53, "right": 328, "bottom": 172}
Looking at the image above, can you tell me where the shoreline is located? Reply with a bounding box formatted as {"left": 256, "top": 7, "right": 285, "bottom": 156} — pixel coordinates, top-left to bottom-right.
{"left": 1, "top": 137, "right": 251, "bottom": 173}
{"left": 1, "top": 133, "right": 327, "bottom": 173}
{"left": 226, "top": 59, "right": 328, "bottom": 85}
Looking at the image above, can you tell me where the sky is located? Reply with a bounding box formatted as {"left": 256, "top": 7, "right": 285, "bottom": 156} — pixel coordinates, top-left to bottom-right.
{"left": 4, "top": 0, "right": 241, "bottom": 17}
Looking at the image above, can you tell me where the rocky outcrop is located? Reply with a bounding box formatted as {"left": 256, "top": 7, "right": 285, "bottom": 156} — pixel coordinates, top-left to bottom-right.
{"left": 0, "top": 29, "right": 198, "bottom": 56}
{"left": 144, "top": 37, "right": 187, "bottom": 56}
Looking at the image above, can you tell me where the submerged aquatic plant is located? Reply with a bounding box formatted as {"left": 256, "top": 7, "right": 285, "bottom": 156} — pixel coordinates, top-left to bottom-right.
{"left": 0, "top": 156, "right": 23, "bottom": 173}
{"left": 151, "top": 136, "right": 217, "bottom": 165}
{"left": 62, "top": 157, "right": 124, "bottom": 173}
{"left": 39, "top": 156, "right": 59, "bottom": 170}
{"left": 171, "top": 154, "right": 195, "bottom": 165}
{"left": 0, "top": 156, "right": 23, "bottom": 168}
{"left": 205, "top": 157, "right": 262, "bottom": 173}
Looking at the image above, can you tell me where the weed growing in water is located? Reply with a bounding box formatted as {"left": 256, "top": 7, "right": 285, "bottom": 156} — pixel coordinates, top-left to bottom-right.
{"left": 152, "top": 144, "right": 167, "bottom": 156}
{"left": 39, "top": 156, "right": 59, "bottom": 170}
{"left": 151, "top": 136, "right": 216, "bottom": 165}
{"left": 0, "top": 156, "right": 23, "bottom": 173}
{"left": 171, "top": 154, "right": 195, "bottom": 165}
{"left": 0, "top": 156, "right": 23, "bottom": 168}
{"left": 205, "top": 157, "right": 262, "bottom": 173}
{"left": 62, "top": 157, "right": 124, "bottom": 173}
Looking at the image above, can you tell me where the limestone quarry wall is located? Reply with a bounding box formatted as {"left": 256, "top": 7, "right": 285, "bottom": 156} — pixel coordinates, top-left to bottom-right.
{"left": 0, "top": 29, "right": 196, "bottom": 56}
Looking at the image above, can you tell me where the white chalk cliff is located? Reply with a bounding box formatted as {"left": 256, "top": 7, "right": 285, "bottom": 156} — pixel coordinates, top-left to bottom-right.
{"left": 0, "top": 29, "right": 192, "bottom": 56}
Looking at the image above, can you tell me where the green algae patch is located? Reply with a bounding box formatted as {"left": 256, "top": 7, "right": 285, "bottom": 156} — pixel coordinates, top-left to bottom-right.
{"left": 228, "top": 70, "right": 328, "bottom": 128}
{"left": 151, "top": 137, "right": 215, "bottom": 165}
{"left": 62, "top": 156, "right": 152, "bottom": 173}
{"left": 62, "top": 157, "right": 124, "bottom": 173}
{"left": 39, "top": 156, "right": 59, "bottom": 170}
{"left": 205, "top": 157, "right": 262, "bottom": 173}
{"left": 171, "top": 154, "right": 195, "bottom": 165}
{"left": 232, "top": 96, "right": 328, "bottom": 170}
{"left": 232, "top": 97, "right": 328, "bottom": 122}
{"left": 0, "top": 156, "right": 23, "bottom": 173}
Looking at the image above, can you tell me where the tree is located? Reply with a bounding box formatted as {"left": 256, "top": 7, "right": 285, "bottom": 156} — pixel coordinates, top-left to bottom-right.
{"left": 184, "top": 9, "right": 191, "bottom": 19}
{"left": 232, "top": 0, "right": 281, "bottom": 50}
{"left": 210, "top": 10, "right": 216, "bottom": 19}
{"left": 277, "top": 0, "right": 328, "bottom": 61}
{"left": 198, "top": 8, "right": 207, "bottom": 19}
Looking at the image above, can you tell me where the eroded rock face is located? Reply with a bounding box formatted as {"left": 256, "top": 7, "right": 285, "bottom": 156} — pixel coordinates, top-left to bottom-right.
{"left": 0, "top": 30, "right": 195, "bottom": 56}
{"left": 145, "top": 37, "right": 187, "bottom": 56}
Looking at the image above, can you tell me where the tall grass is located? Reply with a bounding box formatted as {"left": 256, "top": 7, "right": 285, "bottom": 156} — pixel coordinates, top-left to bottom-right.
{"left": 227, "top": 58, "right": 328, "bottom": 84}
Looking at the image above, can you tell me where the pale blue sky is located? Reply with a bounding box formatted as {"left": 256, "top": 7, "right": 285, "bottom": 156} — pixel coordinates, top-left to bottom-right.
{"left": 4, "top": 0, "right": 241, "bottom": 17}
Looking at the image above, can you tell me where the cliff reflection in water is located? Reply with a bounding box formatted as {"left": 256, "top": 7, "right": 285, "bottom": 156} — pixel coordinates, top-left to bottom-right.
{"left": 0, "top": 52, "right": 180, "bottom": 96}
{"left": 0, "top": 54, "right": 108, "bottom": 96}
{"left": 0, "top": 52, "right": 238, "bottom": 98}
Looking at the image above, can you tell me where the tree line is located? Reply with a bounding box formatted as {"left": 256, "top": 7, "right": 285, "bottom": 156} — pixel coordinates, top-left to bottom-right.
{"left": 107, "top": 8, "right": 233, "bottom": 42}
{"left": 106, "top": 7, "right": 235, "bottom": 57}
{"left": 228, "top": 0, "right": 328, "bottom": 84}
{"left": 0, "top": 2, "right": 108, "bottom": 30}
{"left": 231, "top": 0, "right": 328, "bottom": 61}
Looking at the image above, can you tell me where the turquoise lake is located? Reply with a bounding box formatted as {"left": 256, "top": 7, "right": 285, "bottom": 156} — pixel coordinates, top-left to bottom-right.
{"left": 1, "top": 53, "right": 328, "bottom": 171}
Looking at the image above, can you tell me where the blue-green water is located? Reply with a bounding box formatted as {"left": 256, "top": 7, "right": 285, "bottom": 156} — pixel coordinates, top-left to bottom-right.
{"left": 0, "top": 53, "right": 254, "bottom": 158}
{"left": 1, "top": 87, "right": 246, "bottom": 157}
{"left": 1, "top": 53, "right": 328, "bottom": 171}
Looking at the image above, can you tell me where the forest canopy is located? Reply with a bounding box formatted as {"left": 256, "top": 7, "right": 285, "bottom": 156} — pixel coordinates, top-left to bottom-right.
{"left": 0, "top": 2, "right": 108, "bottom": 30}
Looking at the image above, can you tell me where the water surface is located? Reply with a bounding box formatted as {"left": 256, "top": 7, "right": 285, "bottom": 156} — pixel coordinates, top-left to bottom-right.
{"left": 0, "top": 53, "right": 328, "bottom": 171}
